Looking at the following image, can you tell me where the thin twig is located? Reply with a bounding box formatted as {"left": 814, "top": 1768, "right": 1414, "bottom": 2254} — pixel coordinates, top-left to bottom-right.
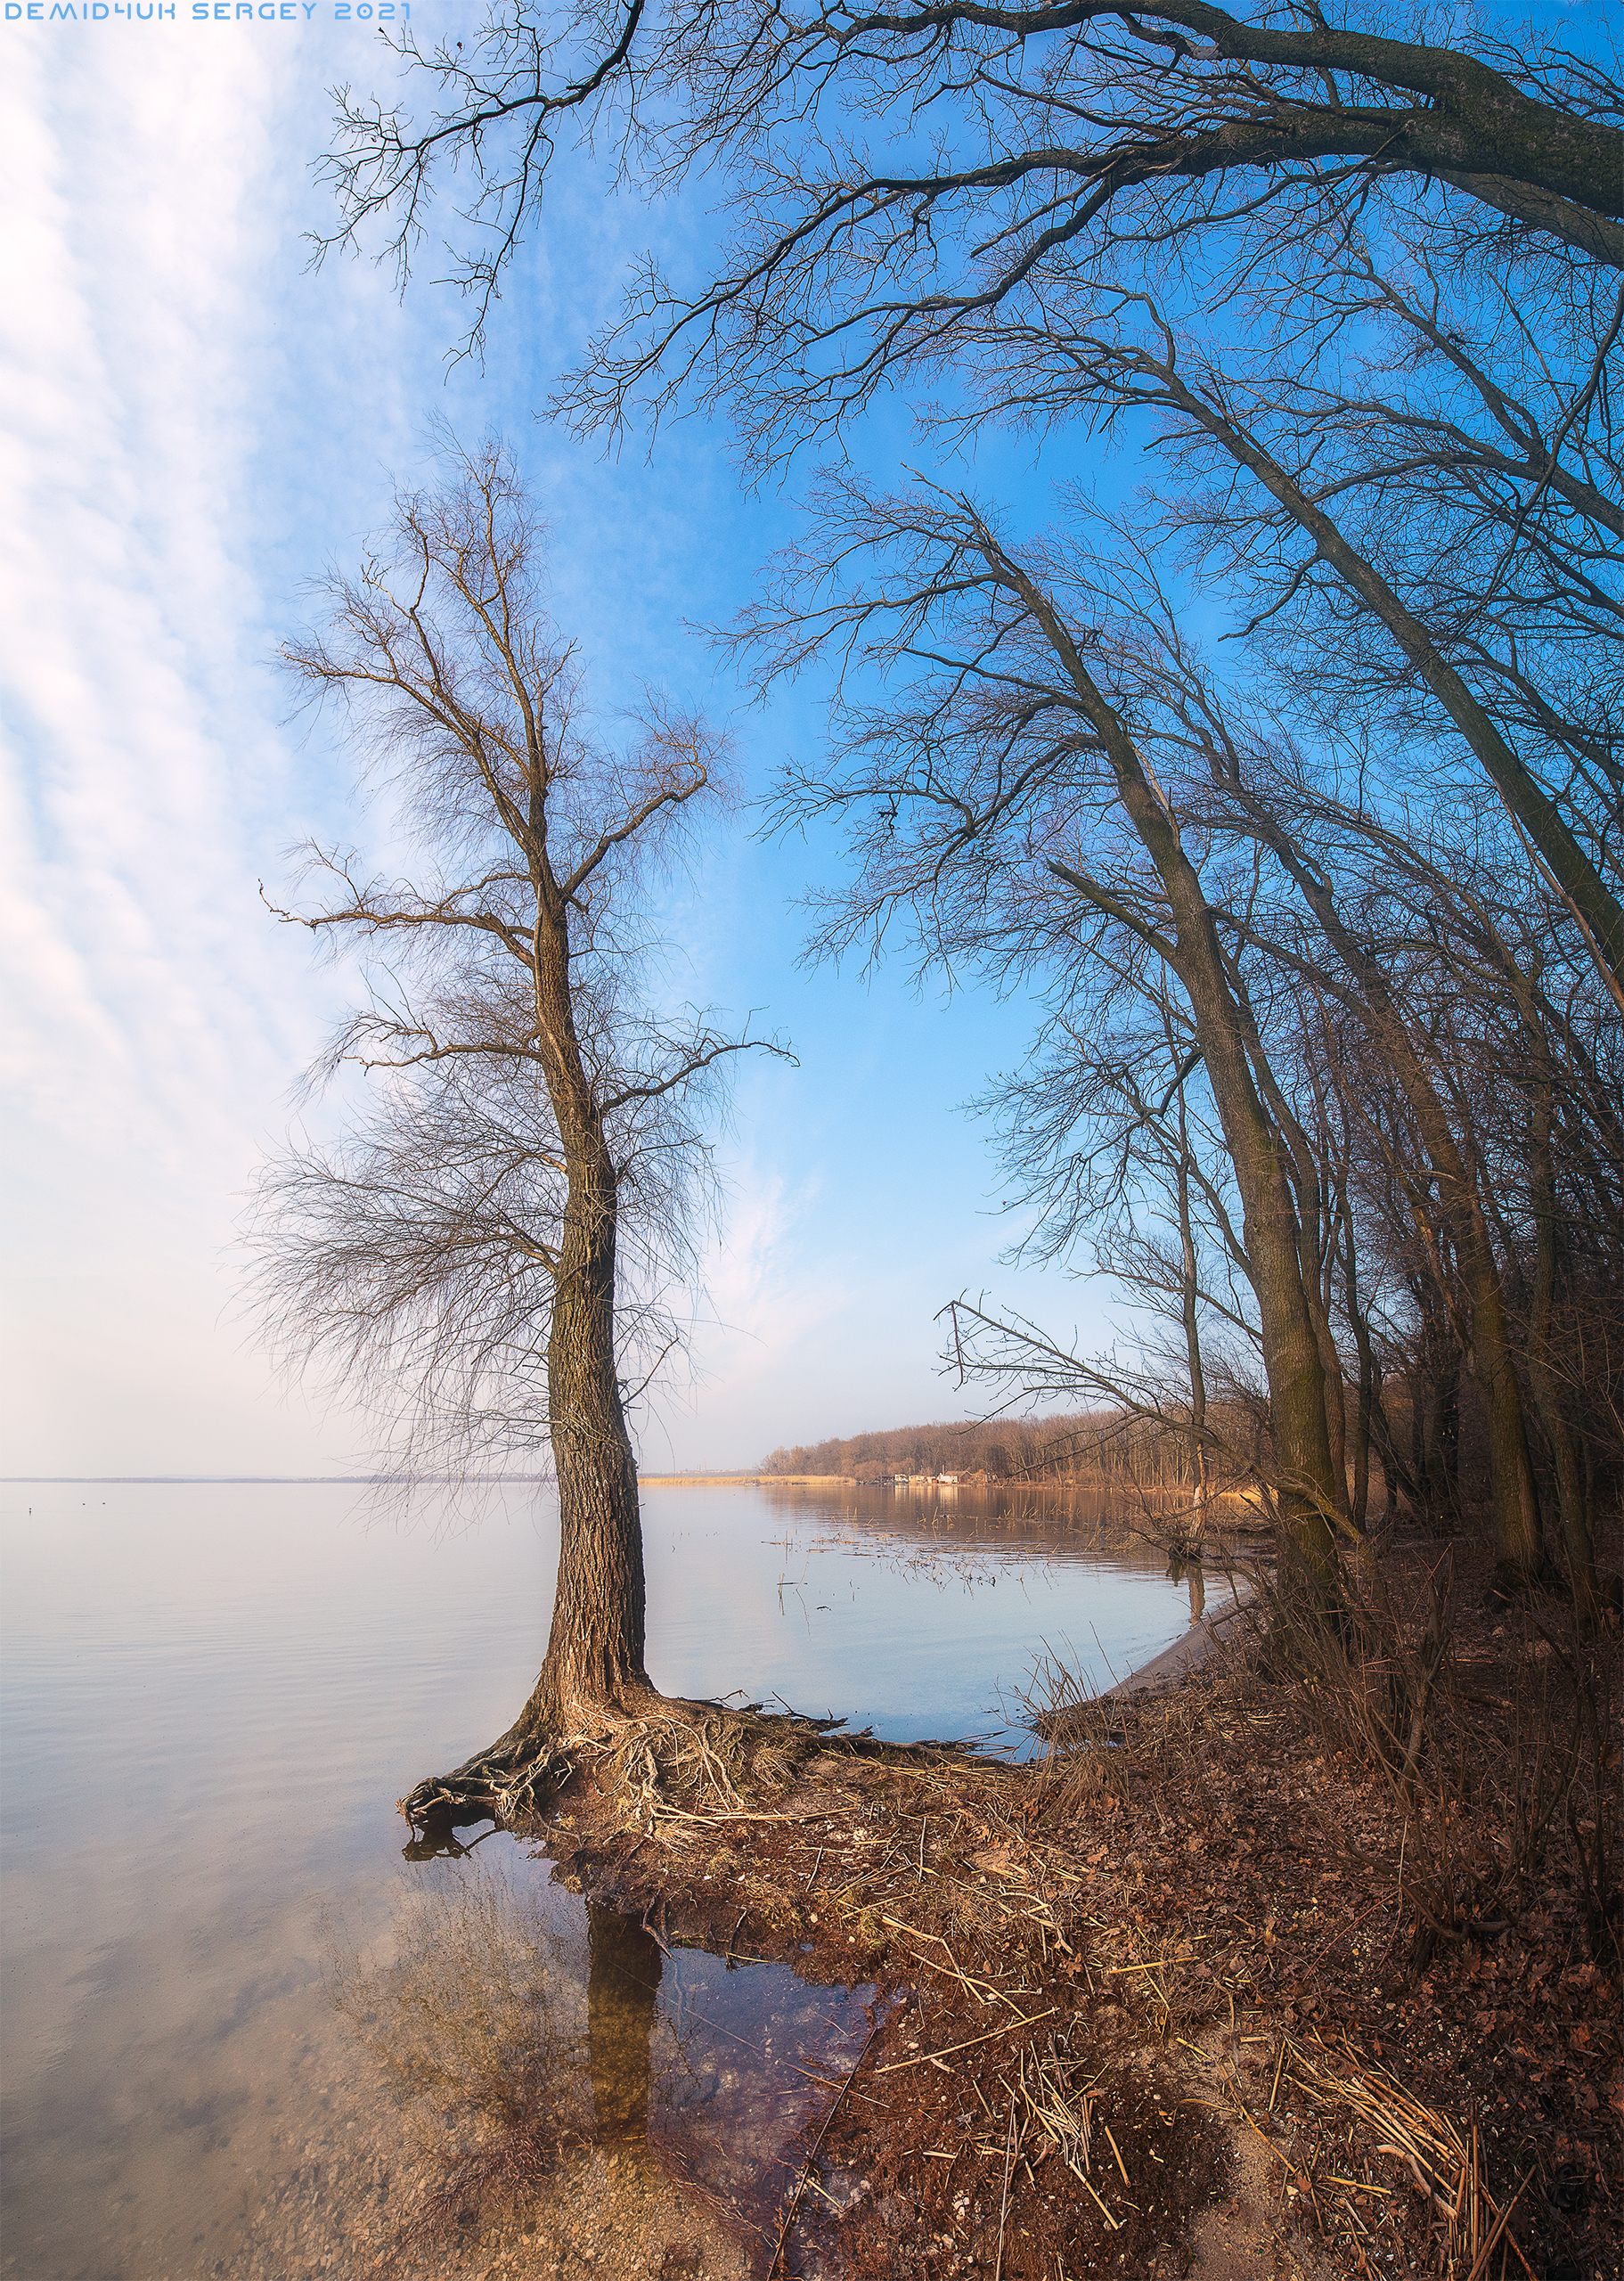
{"left": 875, "top": 2010, "right": 1059, "bottom": 2073}
{"left": 767, "top": 2021, "right": 881, "bottom": 2279}
{"left": 993, "top": 2093, "right": 1018, "bottom": 2281}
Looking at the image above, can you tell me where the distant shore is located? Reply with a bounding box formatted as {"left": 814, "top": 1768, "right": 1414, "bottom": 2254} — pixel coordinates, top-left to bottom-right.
{"left": 641, "top": 1471, "right": 1270, "bottom": 1517}
{"left": 640, "top": 1471, "right": 853, "bottom": 1484}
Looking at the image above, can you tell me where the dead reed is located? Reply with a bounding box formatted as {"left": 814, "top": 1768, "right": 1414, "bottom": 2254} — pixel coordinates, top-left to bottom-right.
{"left": 1208, "top": 2028, "right": 1539, "bottom": 2280}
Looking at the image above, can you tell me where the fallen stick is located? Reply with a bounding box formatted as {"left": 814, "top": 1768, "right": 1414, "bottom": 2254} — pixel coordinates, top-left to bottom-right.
{"left": 1102, "top": 2123, "right": 1130, "bottom": 2187}
{"left": 1077, "top": 2169, "right": 1122, "bottom": 2230}
{"left": 992, "top": 2095, "right": 1018, "bottom": 2281}
{"left": 1469, "top": 2179, "right": 1537, "bottom": 2281}
{"left": 767, "top": 2022, "right": 881, "bottom": 2280}
{"left": 875, "top": 2010, "right": 1060, "bottom": 2073}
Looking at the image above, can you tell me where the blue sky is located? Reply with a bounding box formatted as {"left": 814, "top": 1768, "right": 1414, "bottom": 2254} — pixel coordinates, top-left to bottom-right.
{"left": 2, "top": 12, "right": 1115, "bottom": 1476}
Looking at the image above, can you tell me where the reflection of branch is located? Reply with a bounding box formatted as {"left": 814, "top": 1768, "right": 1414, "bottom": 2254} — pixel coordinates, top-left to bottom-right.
{"left": 769, "top": 2021, "right": 882, "bottom": 2279}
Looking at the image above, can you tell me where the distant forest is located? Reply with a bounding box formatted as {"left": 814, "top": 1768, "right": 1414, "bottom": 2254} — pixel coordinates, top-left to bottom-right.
{"left": 760, "top": 1415, "right": 1112, "bottom": 1483}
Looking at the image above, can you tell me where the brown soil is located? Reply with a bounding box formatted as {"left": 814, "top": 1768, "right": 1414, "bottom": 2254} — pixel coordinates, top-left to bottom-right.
{"left": 385, "top": 1527, "right": 1623, "bottom": 2281}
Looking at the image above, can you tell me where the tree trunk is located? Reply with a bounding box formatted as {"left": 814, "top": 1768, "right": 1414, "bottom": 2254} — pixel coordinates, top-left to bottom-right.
{"left": 1340, "top": 1206, "right": 1374, "bottom": 1539}
{"left": 1011, "top": 545, "right": 1342, "bottom": 1594}
{"left": 1461, "top": 1197, "right": 1548, "bottom": 1590}
{"left": 1525, "top": 1081, "right": 1599, "bottom": 1630}
{"left": 1175, "top": 1084, "right": 1212, "bottom": 1548}
{"left": 1162, "top": 929, "right": 1341, "bottom": 1586}
{"left": 516, "top": 884, "right": 656, "bottom": 1734}
{"left": 1431, "top": 1339, "right": 1462, "bottom": 1536}
{"left": 1408, "top": 1354, "right": 1427, "bottom": 1517}
{"left": 519, "top": 1149, "right": 651, "bottom": 1730}
{"left": 1370, "top": 1361, "right": 1404, "bottom": 1532}
{"left": 1231, "top": 799, "right": 1546, "bottom": 1584}
{"left": 1221, "top": 959, "right": 1354, "bottom": 1543}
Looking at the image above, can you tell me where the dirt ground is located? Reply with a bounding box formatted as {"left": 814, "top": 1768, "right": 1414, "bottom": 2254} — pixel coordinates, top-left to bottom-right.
{"left": 351, "top": 1528, "right": 1622, "bottom": 2281}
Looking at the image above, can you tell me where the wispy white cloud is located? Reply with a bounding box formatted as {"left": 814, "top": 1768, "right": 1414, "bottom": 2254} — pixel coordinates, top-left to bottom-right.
{"left": 0, "top": 33, "right": 423, "bottom": 1470}
{"left": 2, "top": 26, "right": 1116, "bottom": 1480}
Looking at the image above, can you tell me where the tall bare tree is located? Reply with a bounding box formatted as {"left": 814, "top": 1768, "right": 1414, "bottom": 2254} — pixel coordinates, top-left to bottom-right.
{"left": 313, "top": 0, "right": 1620, "bottom": 1623}
{"left": 744, "top": 477, "right": 1346, "bottom": 1587}
{"left": 320, "top": 0, "right": 1624, "bottom": 339}
{"left": 252, "top": 437, "right": 782, "bottom": 1800}
{"left": 744, "top": 476, "right": 1621, "bottom": 1601}
{"left": 320, "top": 0, "right": 1623, "bottom": 1003}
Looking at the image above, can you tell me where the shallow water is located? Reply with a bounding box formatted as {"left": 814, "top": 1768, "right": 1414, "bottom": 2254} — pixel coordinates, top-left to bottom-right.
{"left": 0, "top": 1476, "right": 1215, "bottom": 2277}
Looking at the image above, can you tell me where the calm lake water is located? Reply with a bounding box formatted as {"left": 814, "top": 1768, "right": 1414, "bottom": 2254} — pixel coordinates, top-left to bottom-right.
{"left": 0, "top": 1477, "right": 1215, "bottom": 2278}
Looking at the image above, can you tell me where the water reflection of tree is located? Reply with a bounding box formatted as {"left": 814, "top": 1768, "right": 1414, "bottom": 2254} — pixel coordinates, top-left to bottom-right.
{"left": 327, "top": 1862, "right": 586, "bottom": 2261}
{"left": 1167, "top": 1554, "right": 1206, "bottom": 1623}
{"left": 336, "top": 1870, "right": 674, "bottom": 2160}
{"left": 586, "top": 1905, "right": 663, "bottom": 2143}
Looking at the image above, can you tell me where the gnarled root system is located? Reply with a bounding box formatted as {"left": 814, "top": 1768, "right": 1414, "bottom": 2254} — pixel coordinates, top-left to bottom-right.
{"left": 398, "top": 1697, "right": 878, "bottom": 1846}
{"left": 398, "top": 1733, "right": 575, "bottom": 1836}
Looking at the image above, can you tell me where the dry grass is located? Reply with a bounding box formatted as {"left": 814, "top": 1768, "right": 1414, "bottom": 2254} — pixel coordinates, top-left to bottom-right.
{"left": 1204, "top": 2027, "right": 1542, "bottom": 2281}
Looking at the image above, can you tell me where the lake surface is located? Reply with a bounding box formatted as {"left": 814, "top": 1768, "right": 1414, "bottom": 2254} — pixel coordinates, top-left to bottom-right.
{"left": 0, "top": 1477, "right": 1216, "bottom": 2278}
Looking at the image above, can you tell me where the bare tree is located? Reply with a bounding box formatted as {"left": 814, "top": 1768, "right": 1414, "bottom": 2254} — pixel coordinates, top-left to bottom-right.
{"left": 743, "top": 474, "right": 1623, "bottom": 1607}
{"left": 310, "top": 0, "right": 1621, "bottom": 1628}
{"left": 317, "top": 0, "right": 1623, "bottom": 1003}
{"left": 251, "top": 436, "right": 784, "bottom": 1804}
{"left": 982, "top": 963, "right": 1257, "bottom": 1526}
{"left": 743, "top": 476, "right": 1347, "bottom": 1589}
{"left": 319, "top": 0, "right": 1624, "bottom": 348}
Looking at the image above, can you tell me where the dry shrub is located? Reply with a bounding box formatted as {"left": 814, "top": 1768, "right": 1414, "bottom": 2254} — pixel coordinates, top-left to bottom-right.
{"left": 1024, "top": 1651, "right": 1139, "bottom": 1815}
{"left": 1236, "top": 1550, "right": 1621, "bottom": 1973}
{"left": 1024, "top": 1638, "right": 1236, "bottom": 1830}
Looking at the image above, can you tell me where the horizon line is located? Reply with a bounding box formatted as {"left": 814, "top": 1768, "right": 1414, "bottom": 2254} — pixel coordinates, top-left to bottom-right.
{"left": 0, "top": 1474, "right": 558, "bottom": 1486}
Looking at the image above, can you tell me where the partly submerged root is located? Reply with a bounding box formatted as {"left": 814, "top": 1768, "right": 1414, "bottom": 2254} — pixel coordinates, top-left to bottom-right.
{"left": 398, "top": 1733, "right": 575, "bottom": 1836}
{"left": 399, "top": 1696, "right": 876, "bottom": 1844}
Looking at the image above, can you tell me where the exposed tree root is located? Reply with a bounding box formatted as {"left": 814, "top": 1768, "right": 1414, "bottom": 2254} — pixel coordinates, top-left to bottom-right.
{"left": 397, "top": 1694, "right": 931, "bottom": 1844}
{"left": 397, "top": 1729, "right": 576, "bottom": 1835}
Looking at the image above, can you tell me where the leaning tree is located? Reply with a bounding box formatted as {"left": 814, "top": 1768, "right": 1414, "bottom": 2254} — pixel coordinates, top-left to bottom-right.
{"left": 741, "top": 476, "right": 1348, "bottom": 1590}
{"left": 312, "top": 0, "right": 1621, "bottom": 1606}
{"left": 252, "top": 437, "right": 782, "bottom": 1816}
{"left": 318, "top": 0, "right": 1624, "bottom": 1001}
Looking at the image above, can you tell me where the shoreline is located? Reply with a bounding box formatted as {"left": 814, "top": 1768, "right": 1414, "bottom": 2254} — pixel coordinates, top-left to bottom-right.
{"left": 379, "top": 1529, "right": 1615, "bottom": 2280}
{"left": 641, "top": 1471, "right": 1269, "bottom": 1508}
{"left": 1095, "top": 1588, "right": 1255, "bottom": 1699}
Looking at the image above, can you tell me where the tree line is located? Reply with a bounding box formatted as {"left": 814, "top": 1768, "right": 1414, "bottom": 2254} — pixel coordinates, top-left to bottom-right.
{"left": 761, "top": 1416, "right": 1102, "bottom": 1482}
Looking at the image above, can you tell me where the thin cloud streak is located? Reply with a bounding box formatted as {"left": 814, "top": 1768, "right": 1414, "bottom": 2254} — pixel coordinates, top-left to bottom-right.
{"left": 4, "top": 32, "right": 1109, "bottom": 1478}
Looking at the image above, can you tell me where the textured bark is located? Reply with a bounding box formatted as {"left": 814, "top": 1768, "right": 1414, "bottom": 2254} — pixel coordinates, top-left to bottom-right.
{"left": 511, "top": 876, "right": 654, "bottom": 1735}
{"left": 520, "top": 1158, "right": 651, "bottom": 1727}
